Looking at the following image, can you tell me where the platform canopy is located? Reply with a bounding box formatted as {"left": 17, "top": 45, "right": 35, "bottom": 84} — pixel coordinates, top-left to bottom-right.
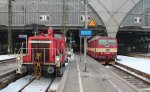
{"left": 89, "top": 0, "right": 140, "bottom": 37}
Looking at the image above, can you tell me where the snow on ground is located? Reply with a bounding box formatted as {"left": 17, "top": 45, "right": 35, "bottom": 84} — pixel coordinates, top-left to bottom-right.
{"left": 22, "top": 77, "right": 51, "bottom": 92}
{"left": 0, "top": 55, "right": 16, "bottom": 61}
{"left": 116, "top": 55, "right": 150, "bottom": 74}
{"left": 1, "top": 76, "right": 51, "bottom": 92}
{"left": 0, "top": 75, "right": 32, "bottom": 92}
{"left": 48, "top": 77, "right": 61, "bottom": 92}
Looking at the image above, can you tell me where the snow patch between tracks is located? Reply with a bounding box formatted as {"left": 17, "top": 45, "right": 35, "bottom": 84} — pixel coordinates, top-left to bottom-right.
{"left": 0, "top": 75, "right": 32, "bottom": 92}
{"left": 0, "top": 55, "right": 16, "bottom": 61}
{"left": 117, "top": 55, "right": 150, "bottom": 74}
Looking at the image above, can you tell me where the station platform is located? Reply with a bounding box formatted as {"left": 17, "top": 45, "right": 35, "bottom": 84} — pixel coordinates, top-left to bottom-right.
{"left": 58, "top": 54, "right": 142, "bottom": 92}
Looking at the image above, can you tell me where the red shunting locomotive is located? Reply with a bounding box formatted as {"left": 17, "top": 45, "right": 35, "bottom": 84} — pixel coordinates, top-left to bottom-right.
{"left": 87, "top": 36, "right": 118, "bottom": 64}
{"left": 16, "top": 28, "right": 67, "bottom": 77}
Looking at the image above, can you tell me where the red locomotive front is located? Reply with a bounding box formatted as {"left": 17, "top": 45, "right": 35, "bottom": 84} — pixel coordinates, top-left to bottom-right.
{"left": 88, "top": 36, "right": 117, "bottom": 64}
{"left": 16, "top": 28, "right": 67, "bottom": 77}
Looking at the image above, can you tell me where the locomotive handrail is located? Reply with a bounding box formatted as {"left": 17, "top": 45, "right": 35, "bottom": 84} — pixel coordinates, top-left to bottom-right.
{"left": 17, "top": 48, "right": 61, "bottom": 64}
{"left": 17, "top": 48, "right": 61, "bottom": 55}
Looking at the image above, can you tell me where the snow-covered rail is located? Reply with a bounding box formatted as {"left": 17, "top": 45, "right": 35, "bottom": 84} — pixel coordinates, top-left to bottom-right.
{"left": 0, "top": 75, "right": 54, "bottom": 92}
{"left": 0, "top": 58, "right": 16, "bottom": 64}
{"left": 0, "top": 75, "right": 62, "bottom": 92}
{"left": 0, "top": 58, "right": 17, "bottom": 77}
{"left": 115, "top": 62, "right": 150, "bottom": 82}
{"left": 109, "top": 63, "right": 150, "bottom": 92}
{"left": 0, "top": 58, "right": 18, "bottom": 89}
{"left": 1, "top": 75, "right": 33, "bottom": 92}
{"left": 21, "top": 77, "right": 52, "bottom": 92}
{"left": 0, "top": 54, "right": 70, "bottom": 92}
{"left": 0, "top": 55, "right": 16, "bottom": 62}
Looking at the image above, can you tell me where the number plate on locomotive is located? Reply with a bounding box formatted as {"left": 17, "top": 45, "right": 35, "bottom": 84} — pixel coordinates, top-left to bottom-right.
{"left": 106, "top": 49, "right": 110, "bottom": 52}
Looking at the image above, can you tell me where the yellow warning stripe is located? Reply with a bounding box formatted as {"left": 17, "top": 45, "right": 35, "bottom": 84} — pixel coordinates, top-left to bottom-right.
{"left": 87, "top": 48, "right": 95, "bottom": 52}
{"left": 88, "top": 48, "right": 117, "bottom": 52}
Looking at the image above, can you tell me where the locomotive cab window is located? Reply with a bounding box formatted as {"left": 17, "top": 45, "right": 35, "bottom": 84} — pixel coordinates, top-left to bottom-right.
{"left": 54, "top": 34, "right": 62, "bottom": 39}
{"left": 99, "top": 39, "right": 116, "bottom": 45}
{"left": 98, "top": 40, "right": 107, "bottom": 45}
{"left": 107, "top": 40, "right": 116, "bottom": 45}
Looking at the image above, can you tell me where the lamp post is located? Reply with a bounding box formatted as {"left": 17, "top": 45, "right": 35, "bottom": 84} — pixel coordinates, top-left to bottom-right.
{"left": 62, "top": 0, "right": 66, "bottom": 36}
{"left": 142, "top": 0, "right": 145, "bottom": 27}
{"left": 84, "top": 0, "right": 88, "bottom": 72}
{"left": 70, "top": 32, "right": 72, "bottom": 51}
{"left": 80, "top": 36, "right": 82, "bottom": 62}
{"left": 8, "top": 0, "right": 13, "bottom": 54}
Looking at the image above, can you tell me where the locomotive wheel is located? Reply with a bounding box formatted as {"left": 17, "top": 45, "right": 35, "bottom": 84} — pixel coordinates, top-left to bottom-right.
{"left": 21, "top": 66, "right": 27, "bottom": 74}
{"left": 47, "top": 66, "right": 55, "bottom": 74}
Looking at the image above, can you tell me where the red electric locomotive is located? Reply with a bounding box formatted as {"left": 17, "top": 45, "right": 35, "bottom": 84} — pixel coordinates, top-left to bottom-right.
{"left": 87, "top": 36, "right": 117, "bottom": 64}
{"left": 16, "top": 28, "right": 67, "bottom": 77}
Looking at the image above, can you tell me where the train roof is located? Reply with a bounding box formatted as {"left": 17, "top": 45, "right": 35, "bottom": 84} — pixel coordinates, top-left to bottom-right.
{"left": 88, "top": 36, "right": 116, "bottom": 42}
{"left": 28, "top": 28, "right": 64, "bottom": 40}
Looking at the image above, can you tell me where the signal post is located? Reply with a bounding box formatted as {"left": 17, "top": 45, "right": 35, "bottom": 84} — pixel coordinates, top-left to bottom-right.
{"left": 79, "top": 0, "right": 92, "bottom": 72}
{"left": 80, "top": 0, "right": 95, "bottom": 72}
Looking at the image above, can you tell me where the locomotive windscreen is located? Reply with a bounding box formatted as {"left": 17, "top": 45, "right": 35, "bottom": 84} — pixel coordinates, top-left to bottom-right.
{"left": 98, "top": 40, "right": 107, "bottom": 45}
{"left": 30, "top": 40, "right": 51, "bottom": 62}
{"left": 107, "top": 40, "right": 116, "bottom": 45}
{"left": 98, "top": 39, "right": 116, "bottom": 45}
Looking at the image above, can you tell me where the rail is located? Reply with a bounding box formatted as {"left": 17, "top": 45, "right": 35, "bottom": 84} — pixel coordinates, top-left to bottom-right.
{"left": 0, "top": 58, "right": 16, "bottom": 64}
{"left": 1, "top": 75, "right": 54, "bottom": 92}
{"left": 111, "top": 63, "right": 150, "bottom": 91}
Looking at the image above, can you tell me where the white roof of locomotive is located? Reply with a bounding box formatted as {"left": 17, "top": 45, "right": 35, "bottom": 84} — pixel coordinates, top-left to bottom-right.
{"left": 88, "top": 36, "right": 116, "bottom": 43}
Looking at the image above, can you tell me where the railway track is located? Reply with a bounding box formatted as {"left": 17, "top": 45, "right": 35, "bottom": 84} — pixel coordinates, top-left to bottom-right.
{"left": 0, "top": 58, "right": 17, "bottom": 76}
{"left": 0, "top": 58, "right": 16, "bottom": 64}
{"left": 0, "top": 56, "right": 68, "bottom": 91}
{"left": 1, "top": 75, "right": 59, "bottom": 92}
{"left": 106, "top": 63, "right": 150, "bottom": 92}
{"left": 0, "top": 58, "right": 18, "bottom": 89}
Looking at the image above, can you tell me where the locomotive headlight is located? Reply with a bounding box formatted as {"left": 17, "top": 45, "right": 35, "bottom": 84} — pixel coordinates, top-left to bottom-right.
{"left": 16, "top": 56, "right": 23, "bottom": 65}
{"left": 17, "top": 56, "right": 21, "bottom": 60}
{"left": 56, "top": 57, "right": 60, "bottom": 61}
{"left": 55, "top": 56, "right": 60, "bottom": 67}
